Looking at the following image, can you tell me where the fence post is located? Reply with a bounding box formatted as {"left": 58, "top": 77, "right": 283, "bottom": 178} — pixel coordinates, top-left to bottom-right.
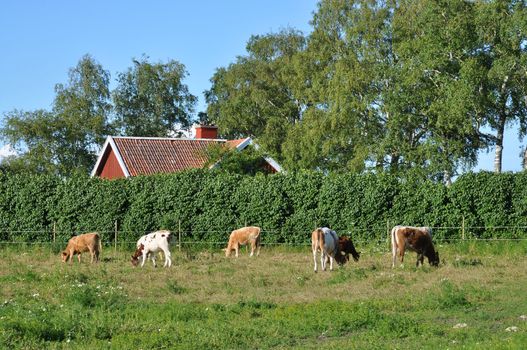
{"left": 114, "top": 220, "right": 118, "bottom": 254}
{"left": 462, "top": 216, "right": 465, "bottom": 240}
{"left": 178, "top": 220, "right": 182, "bottom": 252}
{"left": 386, "top": 219, "right": 390, "bottom": 246}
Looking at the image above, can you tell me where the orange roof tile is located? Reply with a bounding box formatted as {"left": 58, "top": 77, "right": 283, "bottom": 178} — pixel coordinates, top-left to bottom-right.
{"left": 113, "top": 137, "right": 223, "bottom": 176}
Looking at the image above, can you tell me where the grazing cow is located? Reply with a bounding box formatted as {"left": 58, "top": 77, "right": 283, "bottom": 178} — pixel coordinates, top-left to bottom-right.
{"left": 131, "top": 230, "right": 172, "bottom": 267}
{"left": 224, "top": 226, "right": 261, "bottom": 258}
{"left": 339, "top": 236, "right": 361, "bottom": 263}
{"left": 61, "top": 232, "right": 102, "bottom": 264}
{"left": 311, "top": 227, "right": 347, "bottom": 272}
{"left": 391, "top": 226, "right": 439, "bottom": 268}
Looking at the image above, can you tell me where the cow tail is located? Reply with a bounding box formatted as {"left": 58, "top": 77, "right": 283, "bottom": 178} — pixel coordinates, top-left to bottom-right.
{"left": 98, "top": 233, "right": 102, "bottom": 253}
{"left": 390, "top": 226, "right": 397, "bottom": 251}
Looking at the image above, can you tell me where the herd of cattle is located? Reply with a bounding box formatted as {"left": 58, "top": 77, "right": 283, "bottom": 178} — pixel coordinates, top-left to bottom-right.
{"left": 60, "top": 225, "right": 440, "bottom": 271}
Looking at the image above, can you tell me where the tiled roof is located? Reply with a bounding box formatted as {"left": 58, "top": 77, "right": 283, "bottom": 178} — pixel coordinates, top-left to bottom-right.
{"left": 112, "top": 137, "right": 223, "bottom": 176}
{"left": 91, "top": 136, "right": 281, "bottom": 178}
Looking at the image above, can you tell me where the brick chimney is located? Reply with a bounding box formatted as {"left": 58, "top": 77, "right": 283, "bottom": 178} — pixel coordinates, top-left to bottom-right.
{"left": 195, "top": 125, "right": 218, "bottom": 139}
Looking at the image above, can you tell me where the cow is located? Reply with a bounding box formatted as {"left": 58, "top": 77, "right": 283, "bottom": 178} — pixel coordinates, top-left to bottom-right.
{"left": 311, "top": 227, "right": 347, "bottom": 272}
{"left": 131, "top": 230, "right": 172, "bottom": 268}
{"left": 224, "top": 226, "right": 261, "bottom": 258}
{"left": 391, "top": 226, "right": 439, "bottom": 268}
{"left": 61, "top": 232, "right": 102, "bottom": 264}
{"left": 339, "top": 236, "right": 361, "bottom": 263}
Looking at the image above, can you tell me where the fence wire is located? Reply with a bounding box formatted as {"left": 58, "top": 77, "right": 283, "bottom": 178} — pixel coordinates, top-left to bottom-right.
{"left": 1, "top": 225, "right": 526, "bottom": 248}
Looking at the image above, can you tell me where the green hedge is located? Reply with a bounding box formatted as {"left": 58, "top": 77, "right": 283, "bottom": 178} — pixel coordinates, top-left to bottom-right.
{"left": 0, "top": 170, "right": 525, "bottom": 243}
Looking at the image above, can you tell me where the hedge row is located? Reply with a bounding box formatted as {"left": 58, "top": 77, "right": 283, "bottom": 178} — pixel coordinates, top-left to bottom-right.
{"left": 1, "top": 170, "right": 526, "bottom": 243}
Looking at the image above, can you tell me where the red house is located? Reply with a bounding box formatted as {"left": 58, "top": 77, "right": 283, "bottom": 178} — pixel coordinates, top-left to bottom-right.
{"left": 90, "top": 125, "right": 282, "bottom": 179}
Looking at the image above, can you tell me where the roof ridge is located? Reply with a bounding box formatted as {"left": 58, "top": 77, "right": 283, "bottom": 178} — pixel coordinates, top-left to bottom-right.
{"left": 111, "top": 135, "right": 228, "bottom": 142}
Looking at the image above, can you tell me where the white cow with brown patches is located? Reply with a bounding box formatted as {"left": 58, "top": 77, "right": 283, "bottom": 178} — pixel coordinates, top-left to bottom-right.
{"left": 224, "top": 226, "right": 261, "bottom": 258}
{"left": 131, "top": 230, "right": 172, "bottom": 267}
{"left": 311, "top": 227, "right": 347, "bottom": 272}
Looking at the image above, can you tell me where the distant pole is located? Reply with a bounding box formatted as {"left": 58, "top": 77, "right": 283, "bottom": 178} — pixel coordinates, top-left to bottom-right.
{"left": 114, "top": 220, "right": 118, "bottom": 254}
{"left": 462, "top": 216, "right": 465, "bottom": 240}
{"left": 386, "top": 219, "right": 390, "bottom": 246}
{"left": 53, "top": 222, "right": 56, "bottom": 243}
{"left": 178, "top": 220, "right": 182, "bottom": 252}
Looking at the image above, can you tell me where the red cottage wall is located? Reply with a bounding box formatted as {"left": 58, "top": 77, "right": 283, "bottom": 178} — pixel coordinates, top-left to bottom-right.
{"left": 99, "top": 148, "right": 126, "bottom": 179}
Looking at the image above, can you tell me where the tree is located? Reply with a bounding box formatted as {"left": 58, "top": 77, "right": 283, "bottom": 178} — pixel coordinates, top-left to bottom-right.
{"left": 386, "top": 0, "right": 485, "bottom": 183}
{"left": 1, "top": 55, "right": 112, "bottom": 175}
{"left": 205, "top": 28, "right": 307, "bottom": 159}
{"left": 112, "top": 56, "right": 197, "bottom": 137}
{"left": 473, "top": 0, "right": 527, "bottom": 173}
{"left": 282, "top": 0, "right": 393, "bottom": 173}
{"left": 52, "top": 54, "right": 113, "bottom": 174}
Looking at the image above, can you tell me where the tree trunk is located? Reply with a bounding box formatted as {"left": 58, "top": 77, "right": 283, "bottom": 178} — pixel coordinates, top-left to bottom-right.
{"left": 523, "top": 147, "right": 527, "bottom": 171}
{"left": 494, "top": 115, "right": 506, "bottom": 173}
{"left": 443, "top": 170, "right": 452, "bottom": 187}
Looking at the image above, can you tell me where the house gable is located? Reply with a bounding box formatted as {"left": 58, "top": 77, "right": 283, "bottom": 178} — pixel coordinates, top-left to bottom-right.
{"left": 91, "top": 135, "right": 283, "bottom": 178}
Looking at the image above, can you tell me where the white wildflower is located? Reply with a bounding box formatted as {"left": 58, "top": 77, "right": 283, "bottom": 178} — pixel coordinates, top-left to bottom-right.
{"left": 519, "top": 315, "right": 527, "bottom": 321}
{"left": 505, "top": 326, "right": 518, "bottom": 332}
{"left": 453, "top": 323, "right": 467, "bottom": 329}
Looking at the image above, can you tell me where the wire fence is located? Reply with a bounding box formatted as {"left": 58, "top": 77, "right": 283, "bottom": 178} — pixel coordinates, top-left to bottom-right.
{"left": 1, "top": 223, "right": 527, "bottom": 250}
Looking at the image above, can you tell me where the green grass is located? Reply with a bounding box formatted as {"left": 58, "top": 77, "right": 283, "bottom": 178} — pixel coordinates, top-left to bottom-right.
{"left": 0, "top": 241, "right": 526, "bottom": 349}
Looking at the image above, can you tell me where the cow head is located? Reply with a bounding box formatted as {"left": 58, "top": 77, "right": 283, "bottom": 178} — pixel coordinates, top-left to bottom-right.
{"left": 61, "top": 251, "right": 69, "bottom": 263}
{"left": 428, "top": 250, "right": 440, "bottom": 267}
{"left": 339, "top": 236, "right": 360, "bottom": 262}
{"left": 334, "top": 251, "right": 348, "bottom": 265}
{"left": 131, "top": 244, "right": 144, "bottom": 267}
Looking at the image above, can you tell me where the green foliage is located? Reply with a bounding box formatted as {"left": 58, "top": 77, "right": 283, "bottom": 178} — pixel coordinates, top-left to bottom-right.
{"left": 112, "top": 55, "right": 197, "bottom": 137}
{"left": 204, "top": 143, "right": 274, "bottom": 176}
{"left": 0, "top": 171, "right": 526, "bottom": 243}
{"left": 1, "top": 55, "right": 113, "bottom": 176}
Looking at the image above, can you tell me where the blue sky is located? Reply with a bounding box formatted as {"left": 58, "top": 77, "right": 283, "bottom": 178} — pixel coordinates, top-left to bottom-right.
{"left": 0, "top": 0, "right": 524, "bottom": 172}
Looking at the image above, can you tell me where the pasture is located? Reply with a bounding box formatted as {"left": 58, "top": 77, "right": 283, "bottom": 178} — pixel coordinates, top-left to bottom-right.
{"left": 1, "top": 241, "right": 526, "bottom": 349}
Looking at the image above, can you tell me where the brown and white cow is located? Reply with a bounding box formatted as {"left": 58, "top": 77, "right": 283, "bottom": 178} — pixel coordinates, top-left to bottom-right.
{"left": 311, "top": 227, "right": 348, "bottom": 272}
{"left": 61, "top": 232, "right": 102, "bottom": 264}
{"left": 131, "top": 230, "right": 172, "bottom": 267}
{"left": 224, "top": 226, "right": 261, "bottom": 258}
{"left": 391, "top": 226, "right": 439, "bottom": 268}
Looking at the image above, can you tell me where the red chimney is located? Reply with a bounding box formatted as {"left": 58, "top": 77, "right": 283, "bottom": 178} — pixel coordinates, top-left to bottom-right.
{"left": 195, "top": 125, "right": 218, "bottom": 139}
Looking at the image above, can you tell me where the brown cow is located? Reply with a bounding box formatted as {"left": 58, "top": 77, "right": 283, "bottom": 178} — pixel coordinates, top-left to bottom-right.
{"left": 224, "top": 226, "right": 261, "bottom": 258}
{"left": 391, "top": 226, "right": 439, "bottom": 268}
{"left": 61, "top": 232, "right": 102, "bottom": 264}
{"left": 338, "top": 236, "right": 360, "bottom": 262}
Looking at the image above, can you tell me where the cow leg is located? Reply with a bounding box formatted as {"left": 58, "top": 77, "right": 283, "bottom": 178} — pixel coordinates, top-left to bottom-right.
{"left": 235, "top": 243, "right": 239, "bottom": 258}
{"left": 151, "top": 253, "right": 157, "bottom": 268}
{"left": 391, "top": 246, "right": 397, "bottom": 268}
{"left": 329, "top": 256, "right": 334, "bottom": 271}
{"left": 140, "top": 252, "right": 147, "bottom": 267}
{"left": 163, "top": 249, "right": 172, "bottom": 267}
{"left": 313, "top": 248, "right": 318, "bottom": 272}
{"left": 416, "top": 253, "right": 424, "bottom": 267}
{"left": 77, "top": 254, "right": 81, "bottom": 263}
{"left": 89, "top": 247, "right": 95, "bottom": 263}
{"left": 398, "top": 242, "right": 405, "bottom": 266}
{"left": 321, "top": 252, "right": 326, "bottom": 271}
{"left": 249, "top": 240, "right": 255, "bottom": 257}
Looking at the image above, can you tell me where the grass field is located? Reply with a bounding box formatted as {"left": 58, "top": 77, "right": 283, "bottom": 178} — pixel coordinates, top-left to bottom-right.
{"left": 1, "top": 241, "right": 526, "bottom": 349}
